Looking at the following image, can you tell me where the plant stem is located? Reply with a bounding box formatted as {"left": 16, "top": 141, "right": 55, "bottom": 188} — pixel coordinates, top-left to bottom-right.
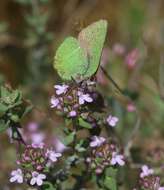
{"left": 124, "top": 113, "right": 141, "bottom": 157}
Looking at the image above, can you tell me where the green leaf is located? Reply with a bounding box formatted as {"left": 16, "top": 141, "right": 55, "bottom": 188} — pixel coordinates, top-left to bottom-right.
{"left": 78, "top": 118, "right": 92, "bottom": 129}
{"left": 9, "top": 90, "right": 20, "bottom": 104}
{"left": 0, "top": 120, "right": 10, "bottom": 133}
{"left": 42, "top": 182, "right": 56, "bottom": 190}
{"left": 0, "top": 86, "right": 10, "bottom": 98}
{"left": 78, "top": 20, "right": 108, "bottom": 77}
{"left": 1, "top": 86, "right": 21, "bottom": 105}
{"left": 10, "top": 114, "right": 20, "bottom": 122}
{"left": 105, "top": 167, "right": 118, "bottom": 178}
{"left": 0, "top": 103, "right": 8, "bottom": 117}
{"left": 75, "top": 139, "right": 86, "bottom": 152}
{"left": 54, "top": 37, "right": 88, "bottom": 80}
{"left": 104, "top": 176, "right": 117, "bottom": 190}
{"left": 66, "top": 154, "right": 78, "bottom": 164}
{"left": 22, "top": 105, "right": 33, "bottom": 117}
{"left": 62, "top": 131, "right": 75, "bottom": 145}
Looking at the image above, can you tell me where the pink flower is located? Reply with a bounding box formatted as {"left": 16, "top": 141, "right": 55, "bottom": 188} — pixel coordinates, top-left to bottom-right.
{"left": 78, "top": 91, "right": 93, "bottom": 105}
{"left": 32, "top": 142, "right": 45, "bottom": 149}
{"left": 53, "top": 138, "right": 66, "bottom": 153}
{"left": 50, "top": 96, "right": 60, "bottom": 108}
{"left": 69, "top": 110, "right": 77, "bottom": 117}
{"left": 30, "top": 171, "right": 46, "bottom": 186}
{"left": 126, "top": 103, "right": 136, "bottom": 112}
{"left": 110, "top": 152, "right": 125, "bottom": 166}
{"left": 90, "top": 136, "right": 106, "bottom": 148}
{"left": 113, "top": 43, "right": 125, "bottom": 56}
{"left": 95, "top": 168, "right": 103, "bottom": 174}
{"left": 54, "top": 84, "right": 69, "bottom": 95}
{"left": 125, "top": 48, "right": 139, "bottom": 69}
{"left": 31, "top": 133, "right": 45, "bottom": 148}
{"left": 140, "top": 165, "right": 154, "bottom": 178}
{"left": 159, "top": 187, "right": 164, "bottom": 190}
{"left": 46, "top": 149, "right": 62, "bottom": 162}
{"left": 107, "top": 115, "right": 119, "bottom": 127}
{"left": 10, "top": 169, "right": 23, "bottom": 184}
{"left": 31, "top": 133, "right": 45, "bottom": 143}
{"left": 27, "top": 122, "right": 39, "bottom": 132}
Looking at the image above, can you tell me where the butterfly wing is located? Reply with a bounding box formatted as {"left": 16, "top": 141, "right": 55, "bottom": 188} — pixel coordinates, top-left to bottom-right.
{"left": 78, "top": 20, "right": 108, "bottom": 78}
{"left": 54, "top": 37, "right": 88, "bottom": 80}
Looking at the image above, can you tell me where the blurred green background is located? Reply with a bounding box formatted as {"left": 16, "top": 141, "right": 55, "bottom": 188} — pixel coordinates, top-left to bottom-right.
{"left": 0, "top": 0, "right": 164, "bottom": 189}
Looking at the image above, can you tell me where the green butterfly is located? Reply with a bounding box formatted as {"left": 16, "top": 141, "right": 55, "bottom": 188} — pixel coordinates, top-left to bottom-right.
{"left": 54, "top": 20, "right": 108, "bottom": 80}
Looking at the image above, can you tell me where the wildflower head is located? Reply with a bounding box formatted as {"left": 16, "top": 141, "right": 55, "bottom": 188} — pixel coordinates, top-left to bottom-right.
{"left": 89, "top": 136, "right": 106, "bottom": 148}
{"left": 50, "top": 81, "right": 95, "bottom": 118}
{"left": 107, "top": 115, "right": 119, "bottom": 127}
{"left": 54, "top": 84, "right": 69, "bottom": 95}
{"left": 126, "top": 102, "right": 136, "bottom": 112}
{"left": 134, "top": 165, "right": 164, "bottom": 190}
{"left": 10, "top": 169, "right": 23, "bottom": 184}
{"left": 18, "top": 145, "right": 47, "bottom": 172}
{"left": 113, "top": 43, "right": 125, "bottom": 56}
{"left": 140, "top": 165, "right": 154, "bottom": 178}
{"left": 110, "top": 152, "right": 125, "bottom": 166}
{"left": 10, "top": 144, "right": 62, "bottom": 186}
{"left": 125, "top": 48, "right": 139, "bottom": 69}
{"left": 87, "top": 139, "right": 125, "bottom": 174}
{"left": 46, "top": 149, "right": 62, "bottom": 162}
{"left": 30, "top": 171, "right": 46, "bottom": 186}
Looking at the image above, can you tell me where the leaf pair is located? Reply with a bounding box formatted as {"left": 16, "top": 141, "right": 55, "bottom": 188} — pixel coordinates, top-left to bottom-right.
{"left": 0, "top": 86, "right": 33, "bottom": 133}
{"left": 54, "top": 20, "right": 108, "bottom": 80}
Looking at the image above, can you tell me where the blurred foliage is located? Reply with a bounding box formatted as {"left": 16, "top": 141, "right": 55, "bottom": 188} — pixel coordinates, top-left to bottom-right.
{"left": 0, "top": 0, "right": 164, "bottom": 189}
{"left": 0, "top": 85, "right": 32, "bottom": 140}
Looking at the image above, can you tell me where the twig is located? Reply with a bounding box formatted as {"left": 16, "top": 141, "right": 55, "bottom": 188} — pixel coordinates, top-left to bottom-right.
{"left": 124, "top": 113, "right": 141, "bottom": 157}
{"left": 100, "top": 66, "right": 125, "bottom": 95}
{"left": 11, "top": 124, "right": 26, "bottom": 146}
{"left": 100, "top": 66, "right": 142, "bottom": 158}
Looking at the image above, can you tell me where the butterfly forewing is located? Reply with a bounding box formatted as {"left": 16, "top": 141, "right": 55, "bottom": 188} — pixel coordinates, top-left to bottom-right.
{"left": 78, "top": 20, "right": 108, "bottom": 78}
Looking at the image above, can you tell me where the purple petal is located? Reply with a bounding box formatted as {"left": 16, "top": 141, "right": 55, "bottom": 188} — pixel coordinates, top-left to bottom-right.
{"left": 39, "top": 174, "right": 46, "bottom": 180}
{"left": 69, "top": 110, "right": 77, "bottom": 117}
{"left": 10, "top": 176, "right": 17, "bottom": 183}
{"left": 111, "top": 158, "right": 117, "bottom": 165}
{"left": 17, "top": 176, "right": 23, "bottom": 183}
{"left": 30, "top": 178, "right": 36, "bottom": 185}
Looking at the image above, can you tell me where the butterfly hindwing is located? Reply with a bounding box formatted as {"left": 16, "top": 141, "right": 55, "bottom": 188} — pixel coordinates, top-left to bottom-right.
{"left": 54, "top": 37, "right": 88, "bottom": 80}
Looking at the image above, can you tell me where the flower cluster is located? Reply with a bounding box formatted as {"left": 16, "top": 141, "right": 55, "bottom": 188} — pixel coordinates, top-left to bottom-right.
{"left": 10, "top": 145, "right": 62, "bottom": 186}
{"left": 134, "top": 165, "right": 164, "bottom": 190}
{"left": 86, "top": 136, "right": 125, "bottom": 174}
{"left": 50, "top": 82, "right": 95, "bottom": 118}
{"left": 147, "top": 147, "right": 164, "bottom": 164}
{"left": 106, "top": 115, "right": 119, "bottom": 127}
{"left": 125, "top": 48, "right": 139, "bottom": 69}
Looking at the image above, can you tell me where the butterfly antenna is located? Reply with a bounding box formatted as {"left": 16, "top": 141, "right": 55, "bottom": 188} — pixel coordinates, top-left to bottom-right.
{"left": 100, "top": 66, "right": 124, "bottom": 95}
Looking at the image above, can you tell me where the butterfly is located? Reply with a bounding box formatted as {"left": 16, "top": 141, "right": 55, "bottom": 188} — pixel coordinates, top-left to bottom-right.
{"left": 54, "top": 20, "right": 108, "bottom": 81}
